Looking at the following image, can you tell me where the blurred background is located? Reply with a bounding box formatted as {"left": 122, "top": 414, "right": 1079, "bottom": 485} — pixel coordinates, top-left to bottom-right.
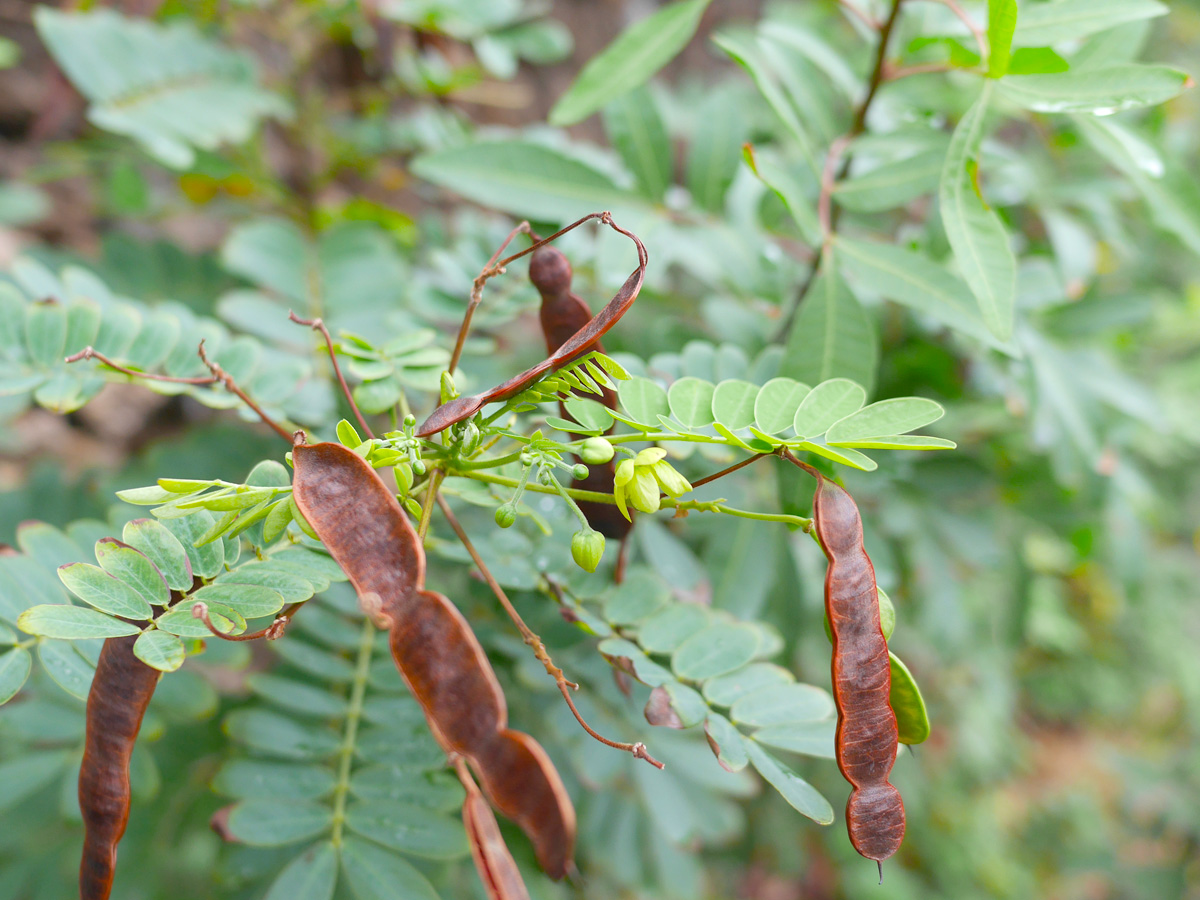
{"left": 1, "top": 1, "right": 1199, "bottom": 898}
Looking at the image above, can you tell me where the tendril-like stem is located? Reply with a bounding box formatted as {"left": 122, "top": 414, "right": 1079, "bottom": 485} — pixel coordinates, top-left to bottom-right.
{"left": 435, "top": 496, "right": 664, "bottom": 769}
{"left": 289, "top": 311, "right": 374, "bottom": 440}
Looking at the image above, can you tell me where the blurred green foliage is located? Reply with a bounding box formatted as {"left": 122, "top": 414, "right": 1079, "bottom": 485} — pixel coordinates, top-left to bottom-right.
{"left": 1, "top": 0, "right": 1198, "bottom": 898}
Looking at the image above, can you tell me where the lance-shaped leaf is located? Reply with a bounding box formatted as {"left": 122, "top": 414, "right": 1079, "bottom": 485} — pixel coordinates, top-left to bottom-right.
{"left": 1000, "top": 65, "right": 1191, "bottom": 114}
{"left": 781, "top": 259, "right": 878, "bottom": 394}
{"left": 17, "top": 605, "right": 140, "bottom": 639}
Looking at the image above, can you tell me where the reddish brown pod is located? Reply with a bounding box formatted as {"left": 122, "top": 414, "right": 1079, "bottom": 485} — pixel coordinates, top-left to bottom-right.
{"left": 290, "top": 438, "right": 576, "bottom": 880}
{"left": 79, "top": 635, "right": 161, "bottom": 900}
{"left": 530, "top": 245, "right": 631, "bottom": 541}
{"left": 808, "top": 466, "right": 905, "bottom": 867}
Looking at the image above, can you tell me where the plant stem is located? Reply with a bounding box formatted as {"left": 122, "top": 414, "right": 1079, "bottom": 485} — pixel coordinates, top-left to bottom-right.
{"left": 330, "top": 617, "right": 375, "bottom": 847}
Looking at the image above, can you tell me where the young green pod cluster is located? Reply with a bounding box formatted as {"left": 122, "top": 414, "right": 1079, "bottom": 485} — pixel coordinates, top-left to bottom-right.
{"left": 290, "top": 438, "right": 576, "bottom": 881}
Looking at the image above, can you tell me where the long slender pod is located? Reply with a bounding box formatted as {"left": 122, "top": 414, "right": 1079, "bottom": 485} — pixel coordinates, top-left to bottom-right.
{"left": 290, "top": 438, "right": 576, "bottom": 878}
{"left": 809, "top": 468, "right": 905, "bottom": 865}
{"left": 79, "top": 635, "right": 161, "bottom": 900}
{"left": 457, "top": 758, "right": 532, "bottom": 900}
{"left": 530, "top": 245, "right": 630, "bottom": 540}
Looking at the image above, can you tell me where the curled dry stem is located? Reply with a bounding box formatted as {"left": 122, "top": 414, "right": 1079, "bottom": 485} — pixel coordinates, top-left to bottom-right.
{"left": 289, "top": 311, "right": 374, "bottom": 440}
{"left": 435, "top": 495, "right": 663, "bottom": 769}
{"left": 66, "top": 346, "right": 218, "bottom": 384}
{"left": 196, "top": 340, "right": 292, "bottom": 442}
{"left": 450, "top": 220, "right": 534, "bottom": 374}
{"left": 691, "top": 453, "right": 770, "bottom": 489}
{"left": 191, "top": 601, "right": 296, "bottom": 641}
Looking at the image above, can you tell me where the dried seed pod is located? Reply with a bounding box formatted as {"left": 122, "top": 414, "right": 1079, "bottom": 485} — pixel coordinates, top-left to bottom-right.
{"left": 461, "top": 762, "right": 532, "bottom": 900}
{"left": 290, "top": 438, "right": 576, "bottom": 879}
{"left": 417, "top": 223, "right": 647, "bottom": 437}
{"left": 811, "top": 471, "right": 905, "bottom": 865}
{"left": 79, "top": 635, "right": 161, "bottom": 900}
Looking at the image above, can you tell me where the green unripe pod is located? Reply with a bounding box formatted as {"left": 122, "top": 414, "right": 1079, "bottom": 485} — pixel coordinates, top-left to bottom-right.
{"left": 579, "top": 437, "right": 615, "bottom": 464}
{"left": 494, "top": 504, "right": 517, "bottom": 528}
{"left": 571, "top": 529, "right": 605, "bottom": 573}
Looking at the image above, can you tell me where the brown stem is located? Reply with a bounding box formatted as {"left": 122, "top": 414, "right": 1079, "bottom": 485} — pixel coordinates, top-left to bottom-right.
{"left": 692, "top": 453, "right": 770, "bottom": 489}
{"left": 191, "top": 601, "right": 299, "bottom": 642}
{"left": 65, "top": 347, "right": 218, "bottom": 385}
{"left": 436, "top": 495, "right": 663, "bottom": 769}
{"left": 773, "top": 0, "right": 906, "bottom": 342}
{"left": 778, "top": 447, "right": 821, "bottom": 481}
{"left": 288, "top": 312, "right": 374, "bottom": 439}
{"left": 196, "top": 341, "right": 293, "bottom": 443}
{"left": 449, "top": 221, "right": 533, "bottom": 375}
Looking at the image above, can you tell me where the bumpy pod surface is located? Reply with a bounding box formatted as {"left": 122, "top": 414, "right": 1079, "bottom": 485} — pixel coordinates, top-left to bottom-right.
{"left": 79, "top": 634, "right": 160, "bottom": 900}
{"left": 811, "top": 473, "right": 905, "bottom": 863}
{"left": 290, "top": 439, "right": 576, "bottom": 877}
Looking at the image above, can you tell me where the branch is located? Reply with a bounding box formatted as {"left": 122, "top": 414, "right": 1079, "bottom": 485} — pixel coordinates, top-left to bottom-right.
{"left": 435, "top": 495, "right": 664, "bottom": 769}
{"left": 197, "top": 340, "right": 293, "bottom": 443}
{"left": 289, "top": 312, "right": 374, "bottom": 440}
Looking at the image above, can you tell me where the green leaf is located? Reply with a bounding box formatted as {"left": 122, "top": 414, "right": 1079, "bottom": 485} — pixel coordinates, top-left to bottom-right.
{"left": 0, "top": 752, "right": 69, "bottom": 811}
{"left": 687, "top": 84, "right": 747, "bottom": 213}
{"left": 781, "top": 261, "right": 877, "bottom": 394}
{"left": 562, "top": 396, "right": 614, "bottom": 433}
{"left": 411, "top": 141, "right": 640, "bottom": 223}
{"left": 825, "top": 398, "right": 945, "bottom": 443}
{"left": 834, "top": 237, "right": 1015, "bottom": 352}
{"left": 95, "top": 540, "right": 171, "bottom": 608}
{"left": 753, "top": 378, "right": 811, "bottom": 434}
{"left": 263, "top": 842, "right": 337, "bottom": 900}
{"left": 226, "top": 799, "right": 333, "bottom": 846}
{"left": 603, "top": 86, "right": 673, "bottom": 201}
{"left": 16, "top": 521, "right": 89, "bottom": 570}
{"left": 619, "top": 377, "right": 670, "bottom": 427}
{"left": 57, "top": 563, "right": 152, "bottom": 619}
{"left": 35, "top": 8, "right": 289, "bottom": 169}
{"left": 218, "top": 565, "right": 314, "bottom": 603}
{"left": 156, "top": 603, "right": 242, "bottom": 638}
{"left": 752, "top": 720, "right": 836, "bottom": 759}
{"left": 247, "top": 673, "right": 348, "bottom": 719}
{"left": 672, "top": 623, "right": 761, "bottom": 681}
{"left": 1000, "top": 65, "right": 1190, "bottom": 113}
{"left": 213, "top": 760, "right": 336, "bottom": 801}
{"left": 24, "top": 300, "right": 67, "bottom": 367}
{"left": 647, "top": 680, "right": 709, "bottom": 728}
{"left": 1007, "top": 47, "right": 1069, "bottom": 75}
{"left": 704, "top": 713, "right": 749, "bottom": 772}
{"left": 730, "top": 682, "right": 835, "bottom": 727}
{"left": 791, "top": 378, "right": 866, "bottom": 438}
{"left": 38, "top": 640, "right": 95, "bottom": 700}
{"left": 637, "top": 603, "right": 712, "bottom": 654}
{"left": 191, "top": 583, "right": 284, "bottom": 620}
{"left": 878, "top": 587, "right": 896, "bottom": 641}
{"left": 834, "top": 147, "right": 946, "bottom": 213}
{"left": 1014, "top": 0, "right": 1167, "bottom": 45}
{"left": 939, "top": 82, "right": 1014, "bottom": 340}
{"left": 133, "top": 630, "right": 185, "bottom": 672}
{"left": 790, "top": 439, "right": 877, "bottom": 471}
{"left": 711, "top": 380, "right": 759, "bottom": 431}
{"left": 987, "top": 0, "right": 1018, "bottom": 78}
{"left": 604, "top": 569, "right": 670, "bottom": 624}
{"left": 17, "top": 605, "right": 140, "bottom": 639}
{"left": 339, "top": 837, "right": 440, "bottom": 900}
{"left": 344, "top": 801, "right": 467, "bottom": 859}
{"left": 745, "top": 740, "right": 834, "bottom": 824}
{"left": 117, "top": 484, "right": 179, "bottom": 505}
{"left": 828, "top": 434, "right": 956, "bottom": 450}
{"left": 160, "top": 511, "right": 225, "bottom": 578}
{"left": 262, "top": 499, "right": 294, "bottom": 545}
{"left": 549, "top": 0, "right": 712, "bottom": 125}
{"left": 890, "top": 651, "right": 931, "bottom": 744}
{"left": 225, "top": 709, "right": 341, "bottom": 759}
{"left": 702, "top": 662, "right": 795, "bottom": 707}
{"left": 744, "top": 146, "right": 821, "bottom": 245}
{"left": 667, "top": 377, "right": 716, "bottom": 428}
{"left": 598, "top": 637, "right": 673, "bottom": 686}
{"left": 0, "top": 647, "right": 32, "bottom": 705}
{"left": 122, "top": 519, "right": 193, "bottom": 591}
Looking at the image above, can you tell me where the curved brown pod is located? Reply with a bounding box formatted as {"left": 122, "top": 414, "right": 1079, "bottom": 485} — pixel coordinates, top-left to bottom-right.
{"left": 811, "top": 471, "right": 905, "bottom": 864}
{"left": 290, "top": 438, "right": 576, "bottom": 878}
{"left": 461, "top": 763, "right": 532, "bottom": 900}
{"left": 530, "top": 245, "right": 631, "bottom": 540}
{"left": 417, "top": 225, "right": 647, "bottom": 437}
{"left": 79, "top": 634, "right": 161, "bottom": 900}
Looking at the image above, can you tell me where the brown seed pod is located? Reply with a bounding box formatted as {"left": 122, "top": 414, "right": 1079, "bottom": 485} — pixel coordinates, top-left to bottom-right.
{"left": 459, "top": 759, "right": 532, "bottom": 900}
{"left": 416, "top": 220, "right": 647, "bottom": 437}
{"left": 530, "top": 244, "right": 631, "bottom": 541}
{"left": 809, "top": 469, "right": 905, "bottom": 866}
{"left": 79, "top": 634, "right": 161, "bottom": 900}
{"left": 290, "top": 438, "right": 576, "bottom": 879}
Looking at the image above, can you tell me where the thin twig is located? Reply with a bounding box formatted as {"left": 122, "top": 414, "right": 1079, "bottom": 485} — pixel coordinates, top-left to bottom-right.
{"left": 449, "top": 221, "right": 532, "bottom": 375}
{"left": 66, "top": 347, "right": 218, "bottom": 384}
{"left": 837, "top": 0, "right": 882, "bottom": 30}
{"left": 884, "top": 60, "right": 957, "bottom": 80}
{"left": 692, "top": 453, "right": 770, "bottom": 489}
{"left": 926, "top": 0, "right": 988, "bottom": 66}
{"left": 436, "top": 495, "right": 664, "bottom": 769}
{"left": 289, "top": 312, "right": 374, "bottom": 439}
{"left": 191, "top": 601, "right": 298, "bottom": 642}
{"left": 197, "top": 341, "right": 293, "bottom": 442}
{"left": 819, "top": 135, "right": 854, "bottom": 240}
{"left": 773, "top": 0, "right": 907, "bottom": 342}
